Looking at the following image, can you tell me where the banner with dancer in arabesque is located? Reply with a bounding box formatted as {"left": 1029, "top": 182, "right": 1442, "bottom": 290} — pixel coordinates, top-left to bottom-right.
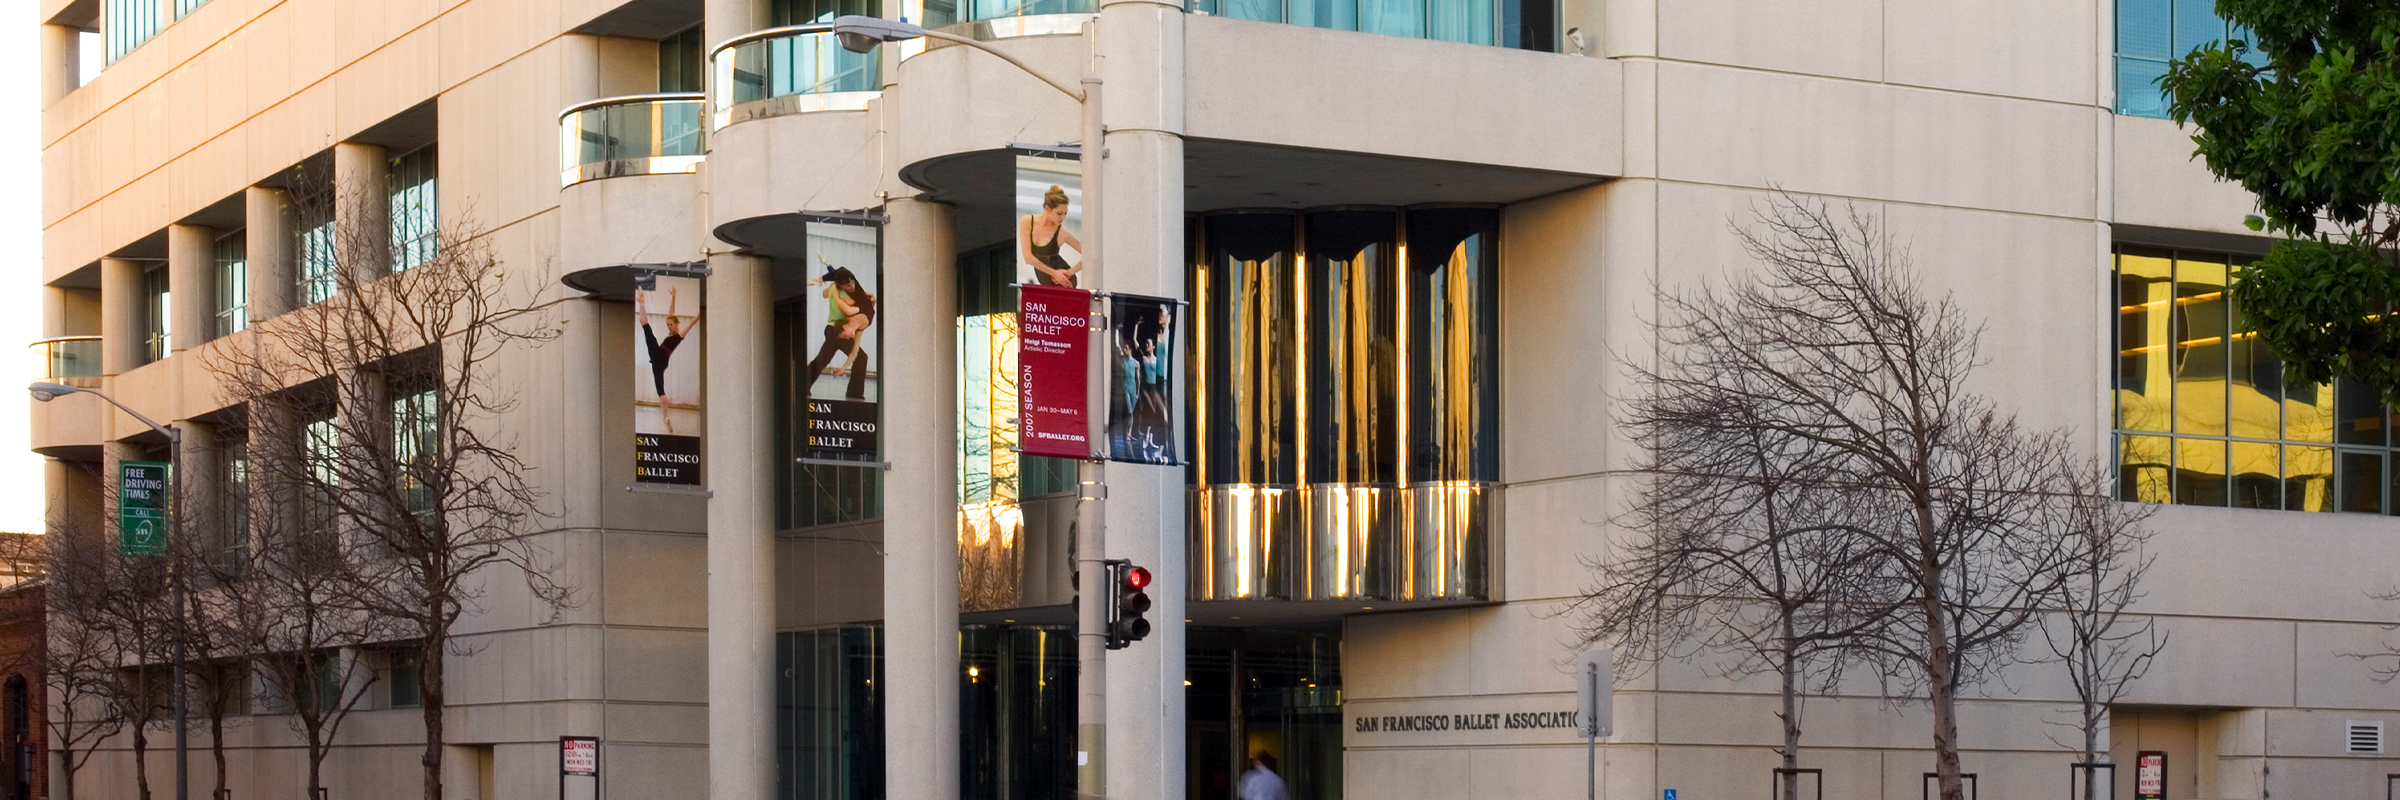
{"left": 635, "top": 268, "right": 703, "bottom": 485}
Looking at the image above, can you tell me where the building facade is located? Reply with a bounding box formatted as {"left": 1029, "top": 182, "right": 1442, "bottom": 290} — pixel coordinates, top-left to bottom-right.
{"left": 28, "top": 0, "right": 2400, "bottom": 797}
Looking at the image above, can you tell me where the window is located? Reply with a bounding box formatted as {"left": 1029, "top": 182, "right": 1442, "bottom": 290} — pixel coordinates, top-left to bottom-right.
{"left": 175, "top": 0, "right": 208, "bottom": 19}
{"left": 215, "top": 233, "right": 246, "bottom": 336}
{"left": 219, "top": 435, "right": 249, "bottom": 575}
{"left": 659, "top": 26, "right": 705, "bottom": 93}
{"left": 392, "top": 382, "right": 438, "bottom": 518}
{"left": 773, "top": 0, "right": 876, "bottom": 25}
{"left": 297, "top": 204, "right": 337, "bottom": 305}
{"left": 104, "top": 0, "right": 162, "bottom": 64}
{"left": 2109, "top": 244, "right": 2400, "bottom": 512}
{"left": 210, "top": 662, "right": 250, "bottom": 718}
{"left": 142, "top": 264, "right": 170, "bottom": 363}
{"left": 2115, "top": 0, "right": 2265, "bottom": 118}
{"left": 301, "top": 411, "right": 339, "bottom": 542}
{"left": 389, "top": 146, "right": 439, "bottom": 272}
{"left": 385, "top": 646, "right": 422, "bottom": 709}
{"left": 1182, "top": 0, "right": 1553, "bottom": 49}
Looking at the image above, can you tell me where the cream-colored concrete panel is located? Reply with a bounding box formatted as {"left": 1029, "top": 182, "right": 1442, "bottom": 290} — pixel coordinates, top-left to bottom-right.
{"left": 1343, "top": 747, "right": 1472, "bottom": 799}
{"left": 200, "top": 28, "right": 250, "bottom": 140}
{"left": 438, "top": 0, "right": 564, "bottom": 91}
{"left": 1465, "top": 602, "right": 1600, "bottom": 696}
{"left": 2112, "top": 616, "right": 2295, "bottom": 708}
{"left": 1619, "top": 59, "right": 1656, "bottom": 179}
{"left": 1466, "top": 746, "right": 1649, "bottom": 800}
{"left": 706, "top": 111, "right": 884, "bottom": 224}
{"left": 1875, "top": 750, "right": 2075, "bottom": 800}
{"left": 167, "top": 127, "right": 249, "bottom": 222}
{"left": 603, "top": 531, "right": 708, "bottom": 628}
{"left": 1658, "top": 0, "right": 1879, "bottom": 81}
{"left": 2296, "top": 622, "right": 2400, "bottom": 711}
{"left": 282, "top": 0, "right": 340, "bottom": 93}
{"left": 1499, "top": 183, "right": 1614, "bottom": 484}
{"left": 335, "top": 27, "right": 442, "bottom": 139}
{"left": 1888, "top": 88, "right": 2097, "bottom": 219}
{"left": 1496, "top": 476, "right": 1614, "bottom": 604}
{"left": 1345, "top": 607, "right": 1475, "bottom": 699}
{"left": 602, "top": 627, "right": 710, "bottom": 702}
{"left": 1183, "top": 16, "right": 1618, "bottom": 176}
{"left": 2265, "top": 708, "right": 2400, "bottom": 760}
{"left": 559, "top": 174, "right": 707, "bottom": 268}
{"left": 1660, "top": 691, "right": 2077, "bottom": 753}
{"left": 600, "top": 744, "right": 709, "bottom": 798}
{"left": 2133, "top": 504, "right": 2400, "bottom": 622}
{"left": 1885, "top": 0, "right": 2094, "bottom": 104}
{"left": 1656, "top": 64, "right": 1891, "bottom": 205}
{"left": 243, "top": 5, "right": 294, "bottom": 122}
{"left": 439, "top": 44, "right": 572, "bottom": 233}
{"left": 28, "top": 391, "right": 103, "bottom": 454}
{"left": 2112, "top": 115, "right": 2258, "bottom": 235}
{"left": 243, "top": 80, "right": 340, "bottom": 188}
{"left": 603, "top": 705, "right": 710, "bottom": 745}
{"left": 595, "top": 35, "right": 662, "bottom": 96}
{"left": 1880, "top": 203, "right": 2102, "bottom": 433}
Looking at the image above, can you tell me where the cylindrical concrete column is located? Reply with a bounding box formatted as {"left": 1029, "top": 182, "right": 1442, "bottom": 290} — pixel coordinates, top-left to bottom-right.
{"left": 168, "top": 224, "right": 216, "bottom": 351}
{"left": 333, "top": 142, "right": 390, "bottom": 284}
{"left": 245, "top": 186, "right": 295, "bottom": 320}
{"left": 40, "top": 24, "right": 78, "bottom": 107}
{"left": 173, "top": 419, "right": 219, "bottom": 561}
{"left": 705, "top": 252, "right": 775, "bottom": 800}
{"left": 881, "top": 197, "right": 960, "bottom": 800}
{"left": 100, "top": 258, "right": 146, "bottom": 376}
{"left": 1097, "top": 3, "right": 1188, "bottom": 799}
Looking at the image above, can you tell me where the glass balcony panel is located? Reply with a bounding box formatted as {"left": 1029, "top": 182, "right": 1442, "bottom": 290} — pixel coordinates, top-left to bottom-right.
{"left": 558, "top": 94, "right": 708, "bottom": 187}
{"left": 711, "top": 27, "right": 882, "bottom": 129}
{"left": 29, "top": 337, "right": 103, "bottom": 388}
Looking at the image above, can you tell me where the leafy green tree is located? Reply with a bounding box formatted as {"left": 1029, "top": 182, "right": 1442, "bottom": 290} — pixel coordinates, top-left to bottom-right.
{"left": 2163, "top": 0, "right": 2400, "bottom": 400}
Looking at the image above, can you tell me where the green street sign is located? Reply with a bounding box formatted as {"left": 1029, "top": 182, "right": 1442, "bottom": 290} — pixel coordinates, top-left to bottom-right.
{"left": 118, "top": 460, "right": 169, "bottom": 558}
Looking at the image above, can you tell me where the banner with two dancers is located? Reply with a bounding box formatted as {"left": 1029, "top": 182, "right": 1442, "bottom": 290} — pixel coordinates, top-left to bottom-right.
{"left": 796, "top": 218, "right": 882, "bottom": 456}
{"left": 634, "top": 268, "right": 704, "bottom": 485}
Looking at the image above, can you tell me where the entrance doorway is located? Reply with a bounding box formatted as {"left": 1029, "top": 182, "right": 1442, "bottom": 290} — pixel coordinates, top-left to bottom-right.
{"left": 1187, "top": 625, "right": 1343, "bottom": 800}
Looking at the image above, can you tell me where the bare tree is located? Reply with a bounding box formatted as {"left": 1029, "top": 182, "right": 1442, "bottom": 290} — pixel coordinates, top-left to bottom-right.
{"left": 204, "top": 172, "right": 570, "bottom": 800}
{"left": 1578, "top": 385, "right": 1895, "bottom": 799}
{"left": 40, "top": 516, "right": 133, "bottom": 800}
{"left": 1603, "top": 194, "right": 2093, "bottom": 800}
{"left": 2040, "top": 467, "right": 2163, "bottom": 799}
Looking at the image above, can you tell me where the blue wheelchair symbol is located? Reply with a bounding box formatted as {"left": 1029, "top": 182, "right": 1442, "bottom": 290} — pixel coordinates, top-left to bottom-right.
{"left": 1664, "top": 791, "right": 1677, "bottom": 800}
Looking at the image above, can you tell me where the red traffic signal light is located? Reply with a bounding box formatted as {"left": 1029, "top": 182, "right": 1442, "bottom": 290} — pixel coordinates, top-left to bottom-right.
{"left": 1124, "top": 566, "right": 1152, "bottom": 589}
{"left": 1108, "top": 561, "right": 1154, "bottom": 649}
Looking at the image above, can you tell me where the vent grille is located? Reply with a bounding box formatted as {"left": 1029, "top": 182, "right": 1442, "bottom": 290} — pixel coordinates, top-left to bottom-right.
{"left": 2349, "top": 720, "right": 2386, "bottom": 754}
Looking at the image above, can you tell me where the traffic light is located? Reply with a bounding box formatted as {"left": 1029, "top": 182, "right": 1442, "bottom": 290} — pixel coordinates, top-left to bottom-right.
{"left": 1107, "top": 562, "right": 1152, "bottom": 649}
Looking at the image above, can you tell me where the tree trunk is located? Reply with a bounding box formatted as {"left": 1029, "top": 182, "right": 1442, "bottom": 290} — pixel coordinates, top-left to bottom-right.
{"left": 421, "top": 634, "right": 444, "bottom": 800}
{"left": 307, "top": 719, "right": 327, "bottom": 800}
{"left": 211, "top": 702, "right": 228, "bottom": 800}
{"left": 1917, "top": 500, "right": 1965, "bottom": 800}
{"left": 1780, "top": 616, "right": 1801, "bottom": 800}
{"left": 132, "top": 720, "right": 151, "bottom": 800}
{"left": 54, "top": 758, "right": 71, "bottom": 800}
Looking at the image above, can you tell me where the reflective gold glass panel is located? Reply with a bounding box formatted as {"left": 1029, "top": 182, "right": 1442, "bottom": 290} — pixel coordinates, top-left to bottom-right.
{"left": 2284, "top": 381, "right": 2335, "bottom": 443}
{"left": 2172, "top": 252, "right": 2228, "bottom": 436}
{"left": 2115, "top": 249, "right": 2174, "bottom": 433}
{"left": 2174, "top": 437, "right": 2227, "bottom": 506}
{"left": 2226, "top": 259, "right": 2281, "bottom": 439}
{"left": 2286, "top": 445, "right": 2333, "bottom": 512}
{"left": 2119, "top": 434, "right": 2173, "bottom": 503}
{"left": 2337, "top": 378, "right": 2388, "bottom": 446}
{"left": 2229, "top": 441, "right": 2279, "bottom": 509}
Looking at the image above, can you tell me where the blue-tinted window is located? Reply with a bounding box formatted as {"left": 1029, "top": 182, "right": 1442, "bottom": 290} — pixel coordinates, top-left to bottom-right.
{"left": 2116, "top": 0, "right": 2242, "bottom": 117}
{"left": 104, "top": 0, "right": 162, "bottom": 63}
{"left": 389, "top": 146, "right": 438, "bottom": 272}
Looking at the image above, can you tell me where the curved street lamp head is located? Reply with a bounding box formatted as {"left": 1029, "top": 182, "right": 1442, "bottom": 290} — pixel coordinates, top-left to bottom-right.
{"left": 831, "top": 15, "right": 927, "bottom": 53}
{"left": 27, "top": 381, "right": 79, "bottom": 402}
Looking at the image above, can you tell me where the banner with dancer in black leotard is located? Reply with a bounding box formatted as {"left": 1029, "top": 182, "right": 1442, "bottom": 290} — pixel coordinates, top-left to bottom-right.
{"left": 634, "top": 268, "right": 704, "bottom": 485}
{"left": 1015, "top": 154, "right": 1086, "bottom": 288}
{"left": 797, "top": 219, "right": 882, "bottom": 456}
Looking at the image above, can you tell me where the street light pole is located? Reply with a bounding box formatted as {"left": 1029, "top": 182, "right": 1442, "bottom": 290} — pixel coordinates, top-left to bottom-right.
{"left": 828, "top": 18, "right": 1112, "bottom": 798}
{"left": 31, "top": 381, "right": 188, "bottom": 800}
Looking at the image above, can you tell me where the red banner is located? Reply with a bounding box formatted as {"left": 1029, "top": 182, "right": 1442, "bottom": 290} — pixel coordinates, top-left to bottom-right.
{"left": 1019, "top": 285, "right": 1093, "bottom": 459}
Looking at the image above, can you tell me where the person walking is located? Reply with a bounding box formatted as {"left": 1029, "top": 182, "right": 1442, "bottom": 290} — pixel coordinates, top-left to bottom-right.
{"left": 1236, "top": 752, "right": 1288, "bottom": 800}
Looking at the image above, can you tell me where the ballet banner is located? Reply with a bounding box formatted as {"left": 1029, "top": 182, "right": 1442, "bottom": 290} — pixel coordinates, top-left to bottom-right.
{"left": 1018, "top": 284, "right": 1092, "bottom": 460}
{"left": 634, "top": 268, "right": 704, "bottom": 485}
{"left": 798, "top": 218, "right": 883, "bottom": 456}
{"left": 1015, "top": 153, "right": 1086, "bottom": 289}
{"left": 1107, "top": 294, "right": 1179, "bottom": 465}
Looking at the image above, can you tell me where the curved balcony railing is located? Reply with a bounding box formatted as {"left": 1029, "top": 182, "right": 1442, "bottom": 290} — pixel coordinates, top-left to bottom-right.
{"left": 558, "top": 93, "right": 708, "bottom": 187}
{"left": 30, "top": 336, "right": 102, "bottom": 388}
{"left": 711, "top": 25, "right": 881, "bottom": 129}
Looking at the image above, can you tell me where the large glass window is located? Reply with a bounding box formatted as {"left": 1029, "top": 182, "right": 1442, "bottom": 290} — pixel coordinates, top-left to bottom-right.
{"left": 389, "top": 146, "right": 439, "bottom": 272}
{"left": 2110, "top": 244, "right": 2389, "bottom": 513}
{"left": 659, "top": 26, "right": 706, "bottom": 93}
{"left": 392, "top": 381, "right": 438, "bottom": 518}
{"left": 142, "top": 264, "right": 170, "bottom": 364}
{"left": 215, "top": 233, "right": 247, "bottom": 336}
{"left": 773, "top": 0, "right": 878, "bottom": 25}
{"left": 219, "top": 434, "right": 249, "bottom": 576}
{"left": 1193, "top": 0, "right": 1552, "bottom": 50}
{"left": 104, "top": 0, "right": 162, "bottom": 64}
{"left": 2115, "top": 0, "right": 2263, "bottom": 118}
{"left": 297, "top": 204, "right": 337, "bottom": 305}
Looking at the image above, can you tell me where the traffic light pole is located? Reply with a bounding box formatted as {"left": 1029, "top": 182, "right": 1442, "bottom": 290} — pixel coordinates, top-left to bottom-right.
{"left": 1074, "top": 42, "right": 1110, "bottom": 800}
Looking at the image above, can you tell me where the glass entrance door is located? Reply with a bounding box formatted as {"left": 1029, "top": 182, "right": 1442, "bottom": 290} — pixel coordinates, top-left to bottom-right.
{"left": 1186, "top": 624, "right": 1344, "bottom": 800}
